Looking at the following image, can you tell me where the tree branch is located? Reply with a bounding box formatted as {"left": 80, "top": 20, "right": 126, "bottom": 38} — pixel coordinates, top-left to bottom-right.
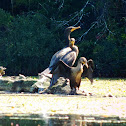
{"left": 53, "top": 0, "right": 90, "bottom": 27}
{"left": 77, "top": 21, "right": 97, "bottom": 43}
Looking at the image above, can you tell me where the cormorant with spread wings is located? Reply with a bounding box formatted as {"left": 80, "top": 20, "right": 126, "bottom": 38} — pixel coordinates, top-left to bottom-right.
{"left": 51, "top": 57, "right": 88, "bottom": 94}
{"left": 40, "top": 26, "right": 80, "bottom": 79}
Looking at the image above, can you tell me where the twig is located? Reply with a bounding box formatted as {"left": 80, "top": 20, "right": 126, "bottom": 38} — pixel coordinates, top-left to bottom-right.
{"left": 39, "top": 3, "right": 49, "bottom": 15}
{"left": 58, "top": 0, "right": 64, "bottom": 10}
{"left": 76, "top": 21, "right": 97, "bottom": 43}
{"left": 53, "top": 0, "right": 90, "bottom": 28}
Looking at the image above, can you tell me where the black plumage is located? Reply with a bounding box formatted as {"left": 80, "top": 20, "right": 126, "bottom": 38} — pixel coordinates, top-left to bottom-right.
{"left": 51, "top": 57, "right": 88, "bottom": 93}
{"left": 82, "top": 59, "right": 94, "bottom": 84}
{"left": 40, "top": 26, "right": 80, "bottom": 85}
{"left": 50, "top": 37, "right": 79, "bottom": 86}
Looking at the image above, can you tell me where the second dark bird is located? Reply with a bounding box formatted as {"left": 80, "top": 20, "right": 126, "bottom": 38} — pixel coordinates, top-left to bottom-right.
{"left": 82, "top": 59, "right": 94, "bottom": 84}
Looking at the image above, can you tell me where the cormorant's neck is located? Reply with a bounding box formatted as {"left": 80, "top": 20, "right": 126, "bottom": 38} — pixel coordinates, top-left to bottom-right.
{"left": 64, "top": 31, "right": 71, "bottom": 45}
{"left": 70, "top": 45, "right": 79, "bottom": 56}
{"left": 76, "top": 62, "right": 83, "bottom": 72}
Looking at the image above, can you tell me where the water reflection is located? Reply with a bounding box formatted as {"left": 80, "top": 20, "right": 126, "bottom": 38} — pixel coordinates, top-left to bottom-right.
{"left": 0, "top": 114, "right": 126, "bottom": 126}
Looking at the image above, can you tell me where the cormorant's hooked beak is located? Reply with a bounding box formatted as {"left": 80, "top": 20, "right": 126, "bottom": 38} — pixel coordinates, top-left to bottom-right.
{"left": 71, "top": 26, "right": 81, "bottom": 32}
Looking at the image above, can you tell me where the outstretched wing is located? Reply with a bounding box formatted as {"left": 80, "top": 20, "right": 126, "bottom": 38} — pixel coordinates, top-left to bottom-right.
{"left": 52, "top": 60, "right": 71, "bottom": 78}
{"left": 49, "top": 47, "right": 71, "bottom": 68}
{"left": 50, "top": 60, "right": 71, "bottom": 86}
{"left": 40, "top": 47, "right": 71, "bottom": 75}
{"left": 61, "top": 50, "right": 77, "bottom": 67}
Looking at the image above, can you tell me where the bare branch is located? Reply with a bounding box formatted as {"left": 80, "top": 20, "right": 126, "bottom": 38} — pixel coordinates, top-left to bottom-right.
{"left": 52, "top": 0, "right": 114, "bottom": 43}
{"left": 103, "top": 19, "right": 113, "bottom": 35}
{"left": 39, "top": 3, "right": 49, "bottom": 15}
{"left": 73, "top": 14, "right": 83, "bottom": 27}
{"left": 53, "top": 0, "right": 90, "bottom": 27}
{"left": 77, "top": 1, "right": 114, "bottom": 43}
{"left": 58, "top": 0, "right": 64, "bottom": 10}
{"left": 77, "top": 21, "right": 97, "bottom": 43}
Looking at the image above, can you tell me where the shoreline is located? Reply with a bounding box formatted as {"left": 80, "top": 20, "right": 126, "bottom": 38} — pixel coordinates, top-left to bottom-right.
{"left": 0, "top": 94, "right": 126, "bottom": 119}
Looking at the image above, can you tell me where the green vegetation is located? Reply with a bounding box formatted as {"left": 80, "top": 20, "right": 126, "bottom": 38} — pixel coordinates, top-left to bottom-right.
{"left": 0, "top": 0, "right": 125, "bottom": 77}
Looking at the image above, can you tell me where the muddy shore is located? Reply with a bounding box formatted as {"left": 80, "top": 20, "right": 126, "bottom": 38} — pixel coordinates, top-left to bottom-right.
{"left": 0, "top": 77, "right": 126, "bottom": 121}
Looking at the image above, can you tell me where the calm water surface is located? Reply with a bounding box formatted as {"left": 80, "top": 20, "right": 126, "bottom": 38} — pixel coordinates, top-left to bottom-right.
{"left": 0, "top": 114, "right": 126, "bottom": 126}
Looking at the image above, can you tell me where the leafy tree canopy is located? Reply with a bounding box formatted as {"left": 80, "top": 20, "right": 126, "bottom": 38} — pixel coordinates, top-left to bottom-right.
{"left": 0, "top": 0, "right": 125, "bottom": 77}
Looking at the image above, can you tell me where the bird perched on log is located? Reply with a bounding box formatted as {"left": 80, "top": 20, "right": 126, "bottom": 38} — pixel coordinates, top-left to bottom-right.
{"left": 40, "top": 26, "right": 80, "bottom": 76}
{"left": 82, "top": 59, "right": 94, "bottom": 84}
{"left": 50, "top": 37, "right": 79, "bottom": 86}
{"left": 51, "top": 57, "right": 88, "bottom": 94}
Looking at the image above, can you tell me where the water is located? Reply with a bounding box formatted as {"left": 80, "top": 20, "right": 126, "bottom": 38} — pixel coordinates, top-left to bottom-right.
{"left": 0, "top": 114, "right": 126, "bottom": 126}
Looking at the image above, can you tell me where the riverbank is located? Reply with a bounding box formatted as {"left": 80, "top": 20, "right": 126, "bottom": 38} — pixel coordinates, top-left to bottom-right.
{"left": 0, "top": 77, "right": 126, "bottom": 120}
{"left": 0, "top": 94, "right": 126, "bottom": 120}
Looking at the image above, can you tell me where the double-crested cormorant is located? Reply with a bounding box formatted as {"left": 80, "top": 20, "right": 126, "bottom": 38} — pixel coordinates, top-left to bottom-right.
{"left": 51, "top": 57, "right": 88, "bottom": 94}
{"left": 82, "top": 59, "right": 94, "bottom": 84}
{"left": 40, "top": 26, "right": 80, "bottom": 76}
{"left": 50, "top": 37, "right": 79, "bottom": 86}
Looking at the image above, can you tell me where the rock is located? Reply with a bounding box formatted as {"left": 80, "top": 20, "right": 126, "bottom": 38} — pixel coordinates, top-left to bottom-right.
{"left": 33, "top": 75, "right": 94, "bottom": 95}
{"left": 32, "top": 75, "right": 71, "bottom": 94}
{"left": 0, "top": 76, "right": 38, "bottom": 92}
{"left": 31, "top": 74, "right": 51, "bottom": 93}
{"left": 41, "top": 78, "right": 71, "bottom": 94}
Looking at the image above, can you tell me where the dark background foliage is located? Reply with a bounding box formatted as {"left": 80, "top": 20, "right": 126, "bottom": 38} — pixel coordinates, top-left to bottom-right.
{"left": 0, "top": 0, "right": 125, "bottom": 77}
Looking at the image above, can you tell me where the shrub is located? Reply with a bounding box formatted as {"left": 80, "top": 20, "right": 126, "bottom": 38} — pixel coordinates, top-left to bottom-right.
{"left": 0, "top": 12, "right": 63, "bottom": 75}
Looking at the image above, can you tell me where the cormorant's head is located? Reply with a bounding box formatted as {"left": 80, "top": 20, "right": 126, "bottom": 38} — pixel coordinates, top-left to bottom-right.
{"left": 65, "top": 26, "right": 81, "bottom": 34}
{"left": 70, "top": 26, "right": 81, "bottom": 32}
{"left": 87, "top": 59, "right": 94, "bottom": 70}
{"left": 64, "top": 26, "right": 81, "bottom": 45}
{"left": 79, "top": 57, "right": 88, "bottom": 68}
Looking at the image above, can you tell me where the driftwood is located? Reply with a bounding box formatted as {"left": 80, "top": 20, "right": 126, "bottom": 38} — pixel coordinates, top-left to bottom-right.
{"left": 0, "top": 74, "right": 71, "bottom": 94}
{"left": 32, "top": 74, "right": 71, "bottom": 94}
{"left": 0, "top": 73, "right": 92, "bottom": 95}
